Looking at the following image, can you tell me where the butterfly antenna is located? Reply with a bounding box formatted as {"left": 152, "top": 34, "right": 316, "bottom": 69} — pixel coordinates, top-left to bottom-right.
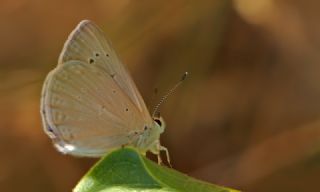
{"left": 152, "top": 72, "right": 188, "bottom": 118}
{"left": 147, "top": 87, "right": 158, "bottom": 112}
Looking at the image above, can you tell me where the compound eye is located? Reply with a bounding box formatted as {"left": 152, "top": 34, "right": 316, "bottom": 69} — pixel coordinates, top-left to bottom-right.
{"left": 154, "top": 119, "right": 162, "bottom": 126}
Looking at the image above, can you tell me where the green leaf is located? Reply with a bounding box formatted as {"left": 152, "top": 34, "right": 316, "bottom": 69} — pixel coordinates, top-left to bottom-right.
{"left": 74, "top": 147, "right": 240, "bottom": 192}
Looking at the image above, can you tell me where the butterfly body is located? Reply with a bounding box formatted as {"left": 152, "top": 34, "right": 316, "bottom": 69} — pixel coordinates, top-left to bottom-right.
{"left": 40, "top": 20, "right": 168, "bottom": 162}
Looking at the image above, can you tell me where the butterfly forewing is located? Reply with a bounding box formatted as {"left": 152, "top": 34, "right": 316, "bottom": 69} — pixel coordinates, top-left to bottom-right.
{"left": 58, "top": 20, "right": 152, "bottom": 124}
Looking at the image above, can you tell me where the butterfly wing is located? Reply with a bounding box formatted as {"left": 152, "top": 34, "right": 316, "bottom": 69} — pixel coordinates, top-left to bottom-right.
{"left": 58, "top": 20, "right": 152, "bottom": 124}
{"left": 41, "top": 61, "right": 149, "bottom": 156}
{"left": 41, "top": 20, "right": 154, "bottom": 157}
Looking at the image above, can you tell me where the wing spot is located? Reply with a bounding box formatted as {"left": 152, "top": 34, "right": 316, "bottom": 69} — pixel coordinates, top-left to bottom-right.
{"left": 89, "top": 58, "right": 95, "bottom": 64}
{"left": 47, "top": 126, "right": 54, "bottom": 133}
{"left": 112, "top": 90, "right": 116, "bottom": 94}
{"left": 98, "top": 105, "right": 107, "bottom": 115}
{"left": 125, "top": 108, "right": 129, "bottom": 112}
{"left": 95, "top": 52, "right": 100, "bottom": 57}
{"left": 106, "top": 53, "right": 109, "bottom": 57}
{"left": 46, "top": 126, "right": 57, "bottom": 138}
{"left": 144, "top": 126, "right": 148, "bottom": 130}
{"left": 110, "top": 73, "right": 115, "bottom": 78}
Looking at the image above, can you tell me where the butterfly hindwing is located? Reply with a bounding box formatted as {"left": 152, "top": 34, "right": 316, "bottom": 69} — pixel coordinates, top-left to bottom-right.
{"left": 41, "top": 61, "right": 144, "bottom": 156}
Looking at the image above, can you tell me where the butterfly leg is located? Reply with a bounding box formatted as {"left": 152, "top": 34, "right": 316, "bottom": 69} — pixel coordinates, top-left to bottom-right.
{"left": 153, "top": 140, "right": 163, "bottom": 165}
{"left": 151, "top": 140, "right": 171, "bottom": 167}
{"left": 159, "top": 145, "right": 171, "bottom": 167}
{"left": 155, "top": 141, "right": 171, "bottom": 167}
{"left": 157, "top": 153, "right": 163, "bottom": 165}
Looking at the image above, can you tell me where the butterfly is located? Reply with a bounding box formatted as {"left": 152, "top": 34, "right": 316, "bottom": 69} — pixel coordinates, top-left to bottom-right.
{"left": 40, "top": 20, "right": 170, "bottom": 164}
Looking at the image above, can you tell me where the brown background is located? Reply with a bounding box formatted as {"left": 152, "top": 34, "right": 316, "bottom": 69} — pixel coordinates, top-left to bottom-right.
{"left": 1, "top": 0, "right": 320, "bottom": 191}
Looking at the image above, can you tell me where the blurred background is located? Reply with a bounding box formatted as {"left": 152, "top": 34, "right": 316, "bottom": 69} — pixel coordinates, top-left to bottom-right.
{"left": 1, "top": 0, "right": 320, "bottom": 191}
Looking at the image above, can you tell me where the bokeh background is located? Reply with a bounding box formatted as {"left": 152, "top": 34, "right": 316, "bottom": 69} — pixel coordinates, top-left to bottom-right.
{"left": 1, "top": 0, "right": 320, "bottom": 191}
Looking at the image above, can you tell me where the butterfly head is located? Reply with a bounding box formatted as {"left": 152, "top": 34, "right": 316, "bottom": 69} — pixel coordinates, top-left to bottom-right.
{"left": 152, "top": 116, "right": 166, "bottom": 133}
{"left": 135, "top": 116, "right": 165, "bottom": 152}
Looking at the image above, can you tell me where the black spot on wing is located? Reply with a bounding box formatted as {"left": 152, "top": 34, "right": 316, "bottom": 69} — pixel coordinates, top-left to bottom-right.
{"left": 46, "top": 125, "right": 58, "bottom": 138}
{"left": 47, "top": 125, "right": 54, "bottom": 133}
